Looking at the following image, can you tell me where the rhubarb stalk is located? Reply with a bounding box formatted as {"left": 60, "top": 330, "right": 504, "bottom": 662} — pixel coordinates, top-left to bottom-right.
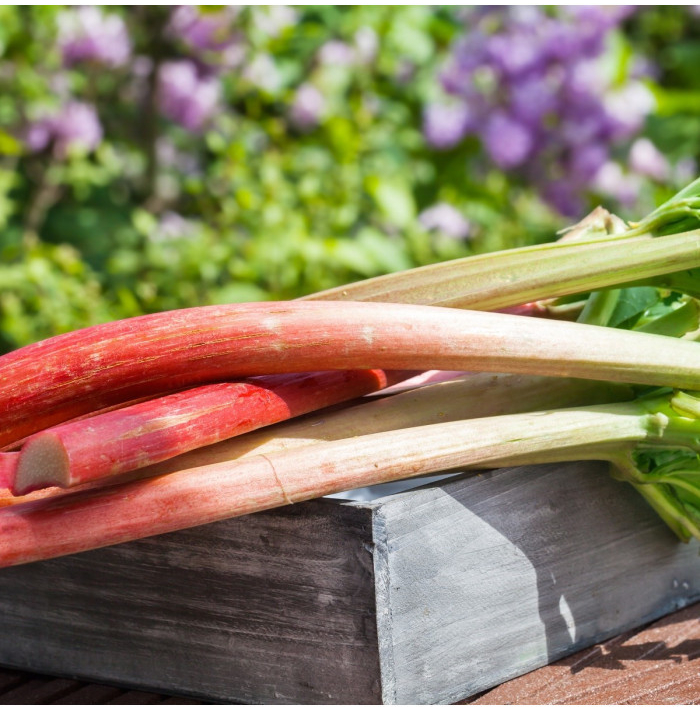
{"left": 6, "top": 301, "right": 700, "bottom": 448}
{"left": 0, "top": 374, "right": 633, "bottom": 505}
{"left": 0, "top": 453, "right": 17, "bottom": 489}
{"left": 4, "top": 392, "right": 700, "bottom": 567}
{"left": 303, "top": 230, "right": 700, "bottom": 311}
{"left": 11, "top": 369, "right": 399, "bottom": 494}
{"left": 139, "top": 374, "right": 636, "bottom": 478}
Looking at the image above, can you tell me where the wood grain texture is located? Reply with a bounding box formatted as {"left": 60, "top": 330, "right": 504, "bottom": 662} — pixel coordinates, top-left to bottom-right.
{"left": 370, "top": 462, "right": 700, "bottom": 704}
{"left": 2, "top": 461, "right": 700, "bottom": 704}
{"left": 0, "top": 500, "right": 379, "bottom": 705}
{"left": 469, "top": 601, "right": 700, "bottom": 704}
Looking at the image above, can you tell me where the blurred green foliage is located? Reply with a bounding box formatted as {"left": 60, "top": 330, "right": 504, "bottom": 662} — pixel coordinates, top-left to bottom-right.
{"left": 0, "top": 6, "right": 697, "bottom": 351}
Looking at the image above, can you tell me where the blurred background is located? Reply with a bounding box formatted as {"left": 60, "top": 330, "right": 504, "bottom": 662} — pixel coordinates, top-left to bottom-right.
{"left": 0, "top": 5, "right": 699, "bottom": 352}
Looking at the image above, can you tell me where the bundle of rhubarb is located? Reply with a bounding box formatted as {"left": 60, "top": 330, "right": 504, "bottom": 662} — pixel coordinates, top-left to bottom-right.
{"left": 5, "top": 180, "right": 700, "bottom": 567}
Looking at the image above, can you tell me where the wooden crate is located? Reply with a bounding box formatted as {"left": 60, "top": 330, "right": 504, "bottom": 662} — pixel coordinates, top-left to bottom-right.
{"left": 0, "top": 460, "right": 699, "bottom": 704}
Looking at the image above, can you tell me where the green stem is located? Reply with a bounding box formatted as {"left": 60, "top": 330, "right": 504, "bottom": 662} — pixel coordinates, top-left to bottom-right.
{"left": 654, "top": 475, "right": 700, "bottom": 498}
{"left": 578, "top": 289, "right": 621, "bottom": 326}
{"left": 305, "top": 230, "right": 700, "bottom": 311}
{"left": 628, "top": 481, "right": 699, "bottom": 542}
{"left": 596, "top": 448, "right": 700, "bottom": 542}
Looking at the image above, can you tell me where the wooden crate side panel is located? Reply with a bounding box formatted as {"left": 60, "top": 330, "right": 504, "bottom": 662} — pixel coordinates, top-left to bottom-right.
{"left": 373, "top": 462, "right": 700, "bottom": 705}
{"left": 0, "top": 501, "right": 380, "bottom": 705}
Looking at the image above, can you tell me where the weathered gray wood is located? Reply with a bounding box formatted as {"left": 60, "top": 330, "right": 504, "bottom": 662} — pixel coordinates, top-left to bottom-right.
{"left": 1, "top": 461, "right": 700, "bottom": 704}
{"left": 0, "top": 500, "right": 379, "bottom": 705}
{"left": 371, "top": 461, "right": 700, "bottom": 704}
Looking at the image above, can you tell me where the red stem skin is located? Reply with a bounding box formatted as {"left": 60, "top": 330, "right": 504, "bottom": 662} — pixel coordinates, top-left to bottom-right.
{"left": 12, "top": 369, "right": 395, "bottom": 494}
{"left": 0, "top": 301, "right": 556, "bottom": 449}
{"left": 499, "top": 303, "right": 551, "bottom": 317}
{"left": 0, "top": 391, "right": 184, "bottom": 452}
{"left": 498, "top": 302, "right": 579, "bottom": 321}
{"left": 0, "top": 448, "right": 372, "bottom": 567}
{"left": 0, "top": 453, "right": 17, "bottom": 489}
{"left": 3, "top": 300, "right": 700, "bottom": 449}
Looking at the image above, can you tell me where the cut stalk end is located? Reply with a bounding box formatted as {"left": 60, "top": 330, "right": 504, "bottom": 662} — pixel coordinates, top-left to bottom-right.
{"left": 13, "top": 433, "right": 70, "bottom": 495}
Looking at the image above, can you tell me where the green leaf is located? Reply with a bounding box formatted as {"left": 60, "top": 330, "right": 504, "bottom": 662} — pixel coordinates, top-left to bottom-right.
{"left": 368, "top": 177, "right": 416, "bottom": 228}
{"left": 607, "top": 287, "right": 660, "bottom": 329}
{"left": 651, "top": 85, "right": 700, "bottom": 116}
{"left": 0, "top": 129, "right": 20, "bottom": 156}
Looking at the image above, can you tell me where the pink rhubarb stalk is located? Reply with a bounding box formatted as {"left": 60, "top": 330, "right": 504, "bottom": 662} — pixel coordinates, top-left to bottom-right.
{"left": 11, "top": 369, "right": 397, "bottom": 495}
{"left": 4, "top": 301, "right": 700, "bottom": 449}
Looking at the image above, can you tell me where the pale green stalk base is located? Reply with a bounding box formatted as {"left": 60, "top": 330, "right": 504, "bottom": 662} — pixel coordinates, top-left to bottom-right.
{"left": 304, "top": 230, "right": 700, "bottom": 312}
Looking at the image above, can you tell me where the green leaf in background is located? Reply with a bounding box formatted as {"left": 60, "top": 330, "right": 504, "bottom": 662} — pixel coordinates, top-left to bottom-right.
{"left": 0, "top": 5, "right": 698, "bottom": 349}
{"left": 367, "top": 176, "right": 417, "bottom": 229}
{"left": 651, "top": 86, "right": 700, "bottom": 116}
{"left": 0, "top": 129, "right": 20, "bottom": 156}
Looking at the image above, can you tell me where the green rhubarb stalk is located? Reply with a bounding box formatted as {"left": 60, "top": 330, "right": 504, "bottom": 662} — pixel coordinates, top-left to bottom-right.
{"left": 303, "top": 230, "right": 700, "bottom": 311}
{"left": 577, "top": 289, "right": 622, "bottom": 327}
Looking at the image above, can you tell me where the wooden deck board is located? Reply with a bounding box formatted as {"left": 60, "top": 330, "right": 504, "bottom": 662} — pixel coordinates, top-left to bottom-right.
{"left": 0, "top": 667, "right": 203, "bottom": 705}
{"left": 469, "top": 601, "right": 700, "bottom": 704}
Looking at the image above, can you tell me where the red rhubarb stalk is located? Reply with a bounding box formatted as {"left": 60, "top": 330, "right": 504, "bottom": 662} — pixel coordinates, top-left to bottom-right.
{"left": 3, "top": 291, "right": 584, "bottom": 489}
{"left": 0, "top": 453, "right": 17, "bottom": 489}
{"left": 4, "top": 301, "right": 700, "bottom": 448}
{"left": 11, "top": 369, "right": 397, "bottom": 495}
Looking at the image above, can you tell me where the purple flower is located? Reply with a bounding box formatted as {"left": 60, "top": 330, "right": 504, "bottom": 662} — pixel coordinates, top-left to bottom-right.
{"left": 486, "top": 28, "right": 543, "bottom": 78}
{"left": 156, "top": 138, "right": 201, "bottom": 176}
{"left": 57, "top": 7, "right": 130, "bottom": 68}
{"left": 158, "top": 60, "right": 220, "bottom": 132}
{"left": 154, "top": 211, "right": 194, "bottom": 242}
{"left": 675, "top": 157, "right": 698, "bottom": 185}
{"left": 440, "top": 33, "right": 490, "bottom": 96}
{"left": 289, "top": 83, "right": 325, "bottom": 130}
{"left": 561, "top": 6, "right": 634, "bottom": 58}
{"left": 423, "top": 102, "right": 472, "bottom": 150}
{"left": 570, "top": 143, "right": 609, "bottom": 181}
{"left": 26, "top": 101, "right": 103, "bottom": 157}
{"left": 604, "top": 82, "right": 655, "bottom": 140}
{"left": 317, "top": 40, "right": 356, "bottom": 67}
{"left": 509, "top": 75, "right": 557, "bottom": 126}
{"left": 563, "top": 6, "right": 635, "bottom": 30}
{"left": 428, "top": 6, "right": 647, "bottom": 215}
{"left": 418, "top": 203, "right": 471, "bottom": 240}
{"left": 169, "top": 6, "right": 240, "bottom": 53}
{"left": 25, "top": 122, "right": 52, "bottom": 153}
{"left": 542, "top": 182, "right": 584, "bottom": 218}
{"left": 481, "top": 112, "right": 533, "bottom": 169}
{"left": 629, "top": 138, "right": 670, "bottom": 182}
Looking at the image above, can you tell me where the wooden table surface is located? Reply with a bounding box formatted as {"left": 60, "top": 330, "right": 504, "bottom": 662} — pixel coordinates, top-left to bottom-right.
{"left": 2, "top": 601, "right": 700, "bottom": 705}
{"left": 467, "top": 601, "right": 700, "bottom": 705}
